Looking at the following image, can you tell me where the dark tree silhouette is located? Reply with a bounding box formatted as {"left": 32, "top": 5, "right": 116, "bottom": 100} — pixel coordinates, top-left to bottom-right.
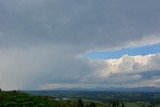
{"left": 115, "top": 100, "right": 119, "bottom": 107}
{"left": 112, "top": 102, "right": 116, "bottom": 107}
{"left": 148, "top": 104, "right": 154, "bottom": 107}
{"left": 90, "top": 102, "right": 97, "bottom": 107}
{"left": 140, "top": 104, "right": 145, "bottom": 107}
{"left": 77, "top": 98, "right": 83, "bottom": 107}
{"left": 122, "top": 102, "right": 124, "bottom": 107}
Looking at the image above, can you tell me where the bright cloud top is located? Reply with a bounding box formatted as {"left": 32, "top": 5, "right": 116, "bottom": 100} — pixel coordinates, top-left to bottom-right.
{"left": 106, "top": 54, "right": 157, "bottom": 73}
{"left": 81, "top": 53, "right": 160, "bottom": 87}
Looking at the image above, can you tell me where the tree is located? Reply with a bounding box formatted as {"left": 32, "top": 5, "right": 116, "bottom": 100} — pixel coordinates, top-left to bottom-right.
{"left": 122, "top": 102, "right": 124, "bottom": 107}
{"left": 77, "top": 98, "right": 83, "bottom": 107}
{"left": 148, "top": 104, "right": 154, "bottom": 107}
{"left": 140, "top": 104, "right": 145, "bottom": 107}
{"left": 90, "top": 102, "right": 97, "bottom": 107}
{"left": 112, "top": 102, "right": 116, "bottom": 107}
{"left": 115, "top": 100, "right": 119, "bottom": 106}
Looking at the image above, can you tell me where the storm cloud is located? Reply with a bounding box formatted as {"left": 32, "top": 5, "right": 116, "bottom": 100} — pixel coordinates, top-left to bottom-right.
{"left": 0, "top": 0, "right": 160, "bottom": 89}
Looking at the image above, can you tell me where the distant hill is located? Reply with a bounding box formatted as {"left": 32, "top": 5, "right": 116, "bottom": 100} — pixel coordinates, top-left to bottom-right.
{"left": 52, "top": 86, "right": 160, "bottom": 92}
{"left": 90, "top": 87, "right": 160, "bottom": 92}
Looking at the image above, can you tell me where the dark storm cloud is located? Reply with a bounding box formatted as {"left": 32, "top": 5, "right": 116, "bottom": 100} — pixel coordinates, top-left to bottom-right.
{"left": 0, "top": 0, "right": 160, "bottom": 49}
{"left": 0, "top": 0, "right": 160, "bottom": 89}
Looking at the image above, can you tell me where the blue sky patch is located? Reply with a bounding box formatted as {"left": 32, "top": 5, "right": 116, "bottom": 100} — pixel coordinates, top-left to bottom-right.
{"left": 86, "top": 43, "right": 160, "bottom": 59}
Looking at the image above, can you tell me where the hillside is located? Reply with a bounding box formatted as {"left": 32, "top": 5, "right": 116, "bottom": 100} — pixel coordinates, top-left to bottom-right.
{"left": 0, "top": 90, "right": 106, "bottom": 107}
{"left": 0, "top": 90, "right": 72, "bottom": 107}
{"left": 1, "top": 90, "right": 160, "bottom": 107}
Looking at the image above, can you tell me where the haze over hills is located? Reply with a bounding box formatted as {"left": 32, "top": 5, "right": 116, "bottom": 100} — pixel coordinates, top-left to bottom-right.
{"left": 35, "top": 86, "right": 160, "bottom": 92}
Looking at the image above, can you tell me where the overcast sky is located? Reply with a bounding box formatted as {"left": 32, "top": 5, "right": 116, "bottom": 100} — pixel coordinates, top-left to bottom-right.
{"left": 0, "top": 0, "right": 160, "bottom": 90}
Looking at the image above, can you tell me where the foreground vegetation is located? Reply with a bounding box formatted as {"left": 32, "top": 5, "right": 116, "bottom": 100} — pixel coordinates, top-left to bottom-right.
{"left": 0, "top": 90, "right": 68, "bottom": 107}
{"left": 0, "top": 90, "right": 160, "bottom": 107}
{"left": 27, "top": 90, "right": 160, "bottom": 107}
{"left": 0, "top": 90, "right": 107, "bottom": 107}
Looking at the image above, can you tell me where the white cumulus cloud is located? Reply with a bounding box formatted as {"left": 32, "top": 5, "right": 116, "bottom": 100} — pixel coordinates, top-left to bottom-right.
{"left": 81, "top": 53, "right": 160, "bottom": 87}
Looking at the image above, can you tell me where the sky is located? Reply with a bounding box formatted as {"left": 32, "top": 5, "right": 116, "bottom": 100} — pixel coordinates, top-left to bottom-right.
{"left": 86, "top": 43, "right": 160, "bottom": 59}
{"left": 0, "top": 0, "right": 160, "bottom": 90}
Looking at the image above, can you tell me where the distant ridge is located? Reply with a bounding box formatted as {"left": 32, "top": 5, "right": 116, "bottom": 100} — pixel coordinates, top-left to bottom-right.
{"left": 52, "top": 86, "right": 160, "bottom": 92}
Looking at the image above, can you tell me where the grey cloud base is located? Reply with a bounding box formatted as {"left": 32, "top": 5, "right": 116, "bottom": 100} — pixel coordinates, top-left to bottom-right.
{"left": 0, "top": 0, "right": 160, "bottom": 89}
{"left": 0, "top": 0, "right": 160, "bottom": 49}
